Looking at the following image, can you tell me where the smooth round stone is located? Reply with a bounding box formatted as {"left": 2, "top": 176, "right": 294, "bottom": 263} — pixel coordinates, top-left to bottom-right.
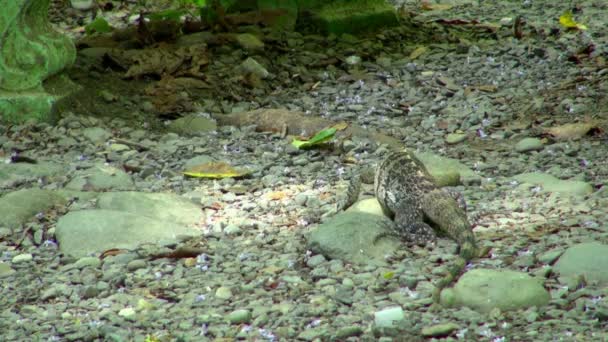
{"left": 118, "top": 307, "right": 136, "bottom": 321}
{"left": 215, "top": 286, "right": 233, "bottom": 300}
{"left": 126, "top": 259, "right": 148, "bottom": 271}
{"left": 74, "top": 257, "right": 102, "bottom": 269}
{"left": 515, "top": 137, "right": 544, "bottom": 152}
{"left": 374, "top": 306, "right": 404, "bottom": 327}
{"left": 12, "top": 253, "right": 33, "bottom": 263}
{"left": 421, "top": 323, "right": 459, "bottom": 337}
{"left": 445, "top": 133, "right": 468, "bottom": 144}
{"left": 227, "top": 309, "right": 251, "bottom": 324}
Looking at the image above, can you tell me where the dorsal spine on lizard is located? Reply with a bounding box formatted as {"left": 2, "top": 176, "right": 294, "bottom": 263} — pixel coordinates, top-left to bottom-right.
{"left": 374, "top": 150, "right": 477, "bottom": 301}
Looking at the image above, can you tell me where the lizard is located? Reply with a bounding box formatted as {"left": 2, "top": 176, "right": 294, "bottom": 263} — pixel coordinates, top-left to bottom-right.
{"left": 338, "top": 149, "right": 477, "bottom": 303}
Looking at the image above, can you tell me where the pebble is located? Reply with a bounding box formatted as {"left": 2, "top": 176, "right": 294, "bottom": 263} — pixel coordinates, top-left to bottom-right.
{"left": 215, "top": 286, "right": 233, "bottom": 300}
{"left": 374, "top": 307, "right": 404, "bottom": 328}
{"left": 74, "top": 256, "right": 101, "bottom": 269}
{"left": 223, "top": 223, "right": 242, "bottom": 235}
{"left": 126, "top": 259, "right": 147, "bottom": 271}
{"left": 421, "top": 323, "right": 459, "bottom": 337}
{"left": 445, "top": 133, "right": 468, "bottom": 144}
{"left": 118, "top": 307, "right": 136, "bottom": 321}
{"left": 515, "top": 137, "right": 544, "bottom": 152}
{"left": 227, "top": 309, "right": 251, "bottom": 324}
{"left": 11, "top": 254, "right": 33, "bottom": 263}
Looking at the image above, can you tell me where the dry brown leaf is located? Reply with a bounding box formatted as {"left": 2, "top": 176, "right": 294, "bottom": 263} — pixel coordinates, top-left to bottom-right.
{"left": 332, "top": 121, "right": 349, "bottom": 131}
{"left": 100, "top": 248, "right": 128, "bottom": 259}
{"left": 464, "top": 84, "right": 498, "bottom": 95}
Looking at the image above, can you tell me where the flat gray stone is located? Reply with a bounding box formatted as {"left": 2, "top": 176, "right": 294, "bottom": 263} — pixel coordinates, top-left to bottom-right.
{"left": 515, "top": 137, "right": 544, "bottom": 152}
{"left": 440, "top": 269, "right": 550, "bottom": 312}
{"left": 82, "top": 127, "right": 111, "bottom": 144}
{"left": 55, "top": 209, "right": 202, "bottom": 257}
{"left": 65, "top": 164, "right": 135, "bottom": 191}
{"left": 554, "top": 242, "right": 608, "bottom": 285}
{"left": 235, "top": 33, "right": 264, "bottom": 51}
{"left": 306, "top": 212, "right": 400, "bottom": 266}
{"left": 421, "top": 323, "right": 459, "bottom": 338}
{"left": 445, "top": 133, "right": 467, "bottom": 145}
{"left": 97, "top": 191, "right": 205, "bottom": 227}
{"left": 240, "top": 57, "right": 269, "bottom": 79}
{"left": 415, "top": 152, "right": 480, "bottom": 186}
{"left": 513, "top": 172, "right": 593, "bottom": 196}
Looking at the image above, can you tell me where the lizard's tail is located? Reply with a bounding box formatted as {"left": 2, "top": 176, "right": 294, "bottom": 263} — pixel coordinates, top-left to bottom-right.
{"left": 432, "top": 256, "right": 466, "bottom": 303}
{"left": 432, "top": 240, "right": 476, "bottom": 303}
{"left": 336, "top": 172, "right": 361, "bottom": 211}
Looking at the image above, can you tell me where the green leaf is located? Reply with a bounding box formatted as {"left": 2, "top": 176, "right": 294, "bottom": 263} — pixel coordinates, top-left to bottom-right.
{"left": 382, "top": 271, "right": 395, "bottom": 280}
{"left": 291, "top": 128, "right": 337, "bottom": 149}
{"left": 85, "top": 17, "right": 112, "bottom": 35}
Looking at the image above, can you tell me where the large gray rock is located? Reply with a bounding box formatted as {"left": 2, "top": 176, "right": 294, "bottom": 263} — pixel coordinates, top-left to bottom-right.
{"left": 0, "top": 188, "right": 66, "bottom": 229}
{"left": 440, "top": 269, "right": 550, "bottom": 312}
{"left": 55, "top": 209, "right": 202, "bottom": 257}
{"left": 306, "top": 212, "right": 400, "bottom": 265}
{"left": 415, "top": 152, "right": 480, "bottom": 186}
{"left": 96, "top": 191, "right": 205, "bottom": 227}
{"left": 553, "top": 242, "right": 608, "bottom": 285}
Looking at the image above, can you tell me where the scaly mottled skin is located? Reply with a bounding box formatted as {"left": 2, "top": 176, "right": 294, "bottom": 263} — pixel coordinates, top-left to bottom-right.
{"left": 374, "top": 150, "right": 477, "bottom": 302}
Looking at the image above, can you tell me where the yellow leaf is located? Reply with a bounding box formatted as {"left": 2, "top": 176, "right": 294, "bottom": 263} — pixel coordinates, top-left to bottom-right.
{"left": 559, "top": 10, "right": 588, "bottom": 30}
{"left": 183, "top": 161, "right": 251, "bottom": 179}
{"left": 265, "top": 191, "right": 288, "bottom": 200}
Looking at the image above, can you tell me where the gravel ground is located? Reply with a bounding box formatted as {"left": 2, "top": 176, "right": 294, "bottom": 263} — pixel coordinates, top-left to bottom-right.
{"left": 2, "top": 0, "right": 608, "bottom": 341}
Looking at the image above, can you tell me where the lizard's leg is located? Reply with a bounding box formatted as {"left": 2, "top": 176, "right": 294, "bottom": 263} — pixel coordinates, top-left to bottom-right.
{"left": 441, "top": 187, "right": 505, "bottom": 225}
{"left": 441, "top": 187, "right": 466, "bottom": 211}
{"left": 373, "top": 204, "right": 437, "bottom": 245}
{"left": 336, "top": 172, "right": 361, "bottom": 212}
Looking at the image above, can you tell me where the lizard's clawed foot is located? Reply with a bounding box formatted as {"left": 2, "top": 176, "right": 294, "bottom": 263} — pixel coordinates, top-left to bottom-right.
{"left": 428, "top": 302, "right": 442, "bottom": 313}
